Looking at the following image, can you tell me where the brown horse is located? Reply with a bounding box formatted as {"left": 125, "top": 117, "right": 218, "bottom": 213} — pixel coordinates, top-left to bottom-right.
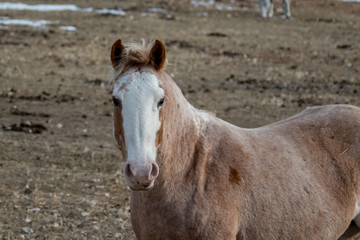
{"left": 110, "top": 39, "right": 360, "bottom": 239}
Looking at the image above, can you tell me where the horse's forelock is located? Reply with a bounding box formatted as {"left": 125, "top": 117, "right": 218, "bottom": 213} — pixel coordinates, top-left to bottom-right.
{"left": 110, "top": 39, "right": 163, "bottom": 85}
{"left": 124, "top": 39, "right": 153, "bottom": 66}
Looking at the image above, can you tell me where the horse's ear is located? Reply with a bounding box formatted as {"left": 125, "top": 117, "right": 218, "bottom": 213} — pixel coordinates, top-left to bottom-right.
{"left": 150, "top": 39, "right": 166, "bottom": 71}
{"left": 111, "top": 39, "right": 125, "bottom": 69}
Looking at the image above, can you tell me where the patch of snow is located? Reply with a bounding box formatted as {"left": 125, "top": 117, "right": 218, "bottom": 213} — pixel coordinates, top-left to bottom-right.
{"left": 191, "top": 0, "right": 215, "bottom": 8}
{"left": 215, "top": 4, "right": 234, "bottom": 11}
{"left": 191, "top": 0, "right": 236, "bottom": 11}
{"left": 96, "top": 8, "right": 126, "bottom": 15}
{"left": 0, "top": 2, "right": 130, "bottom": 17}
{"left": 59, "top": 26, "right": 77, "bottom": 31}
{"left": 147, "top": 8, "right": 166, "bottom": 12}
{"left": 0, "top": 2, "right": 93, "bottom": 12}
{"left": 0, "top": 18, "right": 54, "bottom": 28}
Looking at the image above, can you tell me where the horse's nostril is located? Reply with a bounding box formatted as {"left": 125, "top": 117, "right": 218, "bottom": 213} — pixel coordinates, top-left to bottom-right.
{"left": 150, "top": 163, "right": 159, "bottom": 179}
{"left": 125, "top": 163, "right": 133, "bottom": 178}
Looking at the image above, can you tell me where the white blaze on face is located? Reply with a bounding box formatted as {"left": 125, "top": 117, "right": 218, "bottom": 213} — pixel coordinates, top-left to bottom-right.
{"left": 113, "top": 71, "right": 164, "bottom": 165}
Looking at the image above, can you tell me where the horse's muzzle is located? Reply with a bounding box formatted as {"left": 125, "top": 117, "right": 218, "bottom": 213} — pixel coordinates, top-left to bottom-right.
{"left": 124, "top": 162, "right": 159, "bottom": 191}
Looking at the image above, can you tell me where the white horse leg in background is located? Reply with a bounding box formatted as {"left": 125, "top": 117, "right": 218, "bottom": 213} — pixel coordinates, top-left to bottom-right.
{"left": 259, "top": 0, "right": 273, "bottom": 18}
{"left": 259, "top": 0, "right": 291, "bottom": 18}
{"left": 282, "top": 0, "right": 291, "bottom": 18}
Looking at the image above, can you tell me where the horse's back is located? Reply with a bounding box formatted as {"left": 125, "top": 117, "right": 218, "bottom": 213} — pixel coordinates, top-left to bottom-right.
{"left": 267, "top": 104, "right": 360, "bottom": 129}
{"left": 263, "top": 104, "right": 360, "bottom": 154}
{"left": 235, "top": 104, "right": 360, "bottom": 239}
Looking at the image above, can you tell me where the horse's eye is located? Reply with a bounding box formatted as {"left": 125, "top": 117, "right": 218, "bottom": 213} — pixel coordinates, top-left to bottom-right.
{"left": 157, "top": 97, "right": 165, "bottom": 109}
{"left": 113, "top": 97, "right": 120, "bottom": 107}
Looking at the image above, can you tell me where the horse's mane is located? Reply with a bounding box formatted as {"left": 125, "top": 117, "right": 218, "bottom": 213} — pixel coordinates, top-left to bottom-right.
{"left": 111, "top": 39, "right": 165, "bottom": 84}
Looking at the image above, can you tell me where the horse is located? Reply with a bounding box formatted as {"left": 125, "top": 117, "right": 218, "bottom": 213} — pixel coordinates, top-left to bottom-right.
{"left": 110, "top": 39, "right": 360, "bottom": 239}
{"left": 259, "top": 0, "right": 291, "bottom": 18}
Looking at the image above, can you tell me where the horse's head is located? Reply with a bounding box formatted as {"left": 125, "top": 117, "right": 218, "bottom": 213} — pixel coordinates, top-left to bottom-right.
{"left": 110, "top": 39, "right": 167, "bottom": 191}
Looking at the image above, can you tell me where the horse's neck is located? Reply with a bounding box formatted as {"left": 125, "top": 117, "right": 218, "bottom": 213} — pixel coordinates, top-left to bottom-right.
{"left": 157, "top": 101, "right": 214, "bottom": 195}
{"left": 158, "top": 72, "right": 204, "bottom": 163}
{"left": 150, "top": 73, "right": 219, "bottom": 196}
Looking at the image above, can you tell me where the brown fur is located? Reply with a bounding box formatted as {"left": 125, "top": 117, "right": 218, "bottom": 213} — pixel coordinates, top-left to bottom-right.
{"left": 149, "top": 39, "right": 166, "bottom": 71}
{"left": 110, "top": 39, "right": 125, "bottom": 68}
{"left": 113, "top": 102, "right": 127, "bottom": 159}
{"left": 155, "top": 108, "right": 164, "bottom": 147}
{"left": 229, "top": 167, "right": 241, "bottom": 185}
{"left": 111, "top": 40, "right": 360, "bottom": 240}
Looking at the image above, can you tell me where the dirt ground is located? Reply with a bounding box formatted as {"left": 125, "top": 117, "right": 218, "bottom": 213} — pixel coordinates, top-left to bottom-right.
{"left": 0, "top": 0, "right": 359, "bottom": 239}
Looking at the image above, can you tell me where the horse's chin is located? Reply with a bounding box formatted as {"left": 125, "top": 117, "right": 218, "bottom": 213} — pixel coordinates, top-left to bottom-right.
{"left": 128, "top": 181, "right": 154, "bottom": 191}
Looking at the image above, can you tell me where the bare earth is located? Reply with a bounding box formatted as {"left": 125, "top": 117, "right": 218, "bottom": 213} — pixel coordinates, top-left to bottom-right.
{"left": 0, "top": 0, "right": 359, "bottom": 239}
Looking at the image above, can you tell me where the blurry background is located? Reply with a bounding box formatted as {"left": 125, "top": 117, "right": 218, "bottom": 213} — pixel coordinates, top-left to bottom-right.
{"left": 0, "top": 0, "right": 359, "bottom": 238}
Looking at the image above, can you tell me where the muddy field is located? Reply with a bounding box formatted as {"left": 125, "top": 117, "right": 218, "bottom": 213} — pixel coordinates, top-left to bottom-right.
{"left": 0, "top": 0, "right": 359, "bottom": 239}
